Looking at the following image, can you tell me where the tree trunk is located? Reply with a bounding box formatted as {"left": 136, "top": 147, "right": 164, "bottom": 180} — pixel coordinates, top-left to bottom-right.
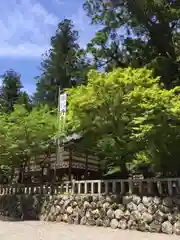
{"left": 10, "top": 168, "right": 15, "bottom": 183}
{"left": 119, "top": 161, "right": 129, "bottom": 179}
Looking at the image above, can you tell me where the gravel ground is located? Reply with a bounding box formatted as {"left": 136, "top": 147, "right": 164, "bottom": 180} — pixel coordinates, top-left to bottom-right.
{"left": 0, "top": 221, "right": 179, "bottom": 240}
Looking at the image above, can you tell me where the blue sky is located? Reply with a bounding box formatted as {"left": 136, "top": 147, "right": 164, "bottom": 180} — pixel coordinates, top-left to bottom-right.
{"left": 0, "top": 0, "right": 97, "bottom": 94}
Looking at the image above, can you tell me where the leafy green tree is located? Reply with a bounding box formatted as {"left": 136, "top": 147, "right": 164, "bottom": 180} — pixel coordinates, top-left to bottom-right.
{"left": 130, "top": 84, "right": 180, "bottom": 177}
{"left": 0, "top": 105, "right": 57, "bottom": 182}
{"left": 84, "top": 0, "right": 180, "bottom": 88}
{"left": 0, "top": 112, "right": 9, "bottom": 164}
{"left": 67, "top": 68, "right": 180, "bottom": 177}
{"left": 0, "top": 69, "right": 23, "bottom": 112}
{"left": 0, "top": 112, "right": 14, "bottom": 182}
{"left": 34, "top": 19, "right": 91, "bottom": 108}
{"left": 18, "top": 91, "right": 33, "bottom": 112}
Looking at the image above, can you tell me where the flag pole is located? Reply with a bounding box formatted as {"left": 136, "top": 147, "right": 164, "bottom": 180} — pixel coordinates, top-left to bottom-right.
{"left": 55, "top": 87, "right": 61, "bottom": 183}
{"left": 55, "top": 88, "right": 67, "bottom": 183}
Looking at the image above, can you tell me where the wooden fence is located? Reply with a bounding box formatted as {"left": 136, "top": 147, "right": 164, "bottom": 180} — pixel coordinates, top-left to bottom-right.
{"left": 0, "top": 178, "right": 180, "bottom": 196}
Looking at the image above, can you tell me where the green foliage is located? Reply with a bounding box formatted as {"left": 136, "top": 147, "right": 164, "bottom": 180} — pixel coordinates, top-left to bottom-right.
{"left": 84, "top": 0, "right": 180, "bottom": 88}
{"left": 0, "top": 112, "right": 10, "bottom": 164}
{"left": 0, "top": 69, "right": 23, "bottom": 112}
{"left": 131, "top": 84, "right": 180, "bottom": 176}
{"left": 0, "top": 69, "right": 32, "bottom": 113}
{"left": 67, "top": 67, "right": 180, "bottom": 177}
{"left": 34, "top": 19, "right": 91, "bottom": 108}
{"left": 17, "top": 91, "right": 33, "bottom": 112}
{"left": 0, "top": 105, "right": 57, "bottom": 168}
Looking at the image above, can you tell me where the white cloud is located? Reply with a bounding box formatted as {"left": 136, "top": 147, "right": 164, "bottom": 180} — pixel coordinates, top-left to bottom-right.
{"left": 0, "top": 0, "right": 58, "bottom": 58}
{"left": 0, "top": 43, "right": 49, "bottom": 58}
{"left": 70, "top": 7, "right": 96, "bottom": 48}
{"left": 54, "top": 0, "right": 64, "bottom": 5}
{"left": 71, "top": 8, "right": 89, "bottom": 32}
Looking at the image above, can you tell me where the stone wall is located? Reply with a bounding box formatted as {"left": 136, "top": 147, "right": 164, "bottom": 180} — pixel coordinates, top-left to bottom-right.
{"left": 0, "top": 195, "right": 44, "bottom": 220}
{"left": 0, "top": 194, "right": 180, "bottom": 235}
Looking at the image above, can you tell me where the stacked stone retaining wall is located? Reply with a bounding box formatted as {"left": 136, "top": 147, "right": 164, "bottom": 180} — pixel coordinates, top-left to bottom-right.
{"left": 0, "top": 194, "right": 180, "bottom": 235}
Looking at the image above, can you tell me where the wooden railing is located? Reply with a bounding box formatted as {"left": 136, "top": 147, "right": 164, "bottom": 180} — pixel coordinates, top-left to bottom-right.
{"left": 72, "top": 178, "right": 180, "bottom": 196}
{"left": 0, "top": 182, "right": 71, "bottom": 196}
{"left": 0, "top": 178, "right": 180, "bottom": 196}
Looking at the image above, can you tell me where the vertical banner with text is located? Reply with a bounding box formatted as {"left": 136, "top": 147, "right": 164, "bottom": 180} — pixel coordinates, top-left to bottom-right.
{"left": 57, "top": 92, "right": 67, "bottom": 165}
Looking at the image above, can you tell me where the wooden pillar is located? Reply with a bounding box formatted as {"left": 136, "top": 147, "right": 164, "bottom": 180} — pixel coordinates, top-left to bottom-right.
{"left": 68, "top": 148, "right": 72, "bottom": 181}
{"left": 167, "top": 180, "right": 173, "bottom": 196}
{"left": 85, "top": 154, "right": 88, "bottom": 180}
{"left": 41, "top": 164, "right": 44, "bottom": 183}
{"left": 98, "top": 156, "right": 102, "bottom": 179}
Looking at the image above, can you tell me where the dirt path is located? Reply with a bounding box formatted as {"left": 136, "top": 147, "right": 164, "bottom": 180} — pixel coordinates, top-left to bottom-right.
{"left": 0, "top": 221, "right": 179, "bottom": 240}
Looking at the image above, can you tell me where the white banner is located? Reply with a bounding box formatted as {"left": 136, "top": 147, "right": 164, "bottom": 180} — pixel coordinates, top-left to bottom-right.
{"left": 59, "top": 93, "right": 67, "bottom": 113}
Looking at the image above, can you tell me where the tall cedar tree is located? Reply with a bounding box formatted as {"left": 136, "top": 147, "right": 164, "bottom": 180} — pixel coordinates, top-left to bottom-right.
{"left": 84, "top": 0, "right": 180, "bottom": 88}
{"left": 0, "top": 69, "right": 22, "bottom": 112}
{"left": 34, "top": 19, "right": 91, "bottom": 108}
{"left": 0, "top": 69, "right": 32, "bottom": 112}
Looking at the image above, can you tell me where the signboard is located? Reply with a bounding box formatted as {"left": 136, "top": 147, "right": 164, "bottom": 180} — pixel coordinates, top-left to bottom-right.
{"left": 59, "top": 93, "right": 67, "bottom": 113}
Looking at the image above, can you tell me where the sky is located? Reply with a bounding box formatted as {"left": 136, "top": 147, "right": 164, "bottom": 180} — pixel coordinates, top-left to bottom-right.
{"left": 0, "top": 0, "right": 97, "bottom": 94}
